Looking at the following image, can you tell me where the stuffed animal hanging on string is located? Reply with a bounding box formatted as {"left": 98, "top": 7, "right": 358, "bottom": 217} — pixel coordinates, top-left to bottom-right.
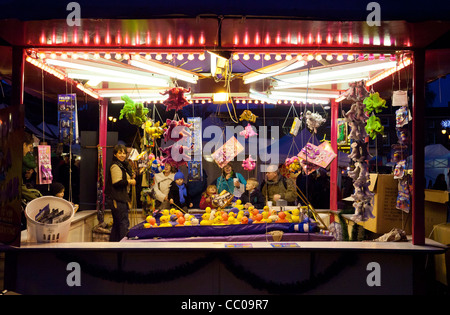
{"left": 119, "top": 95, "right": 149, "bottom": 126}
{"left": 160, "top": 87, "right": 191, "bottom": 111}
{"left": 163, "top": 119, "right": 193, "bottom": 142}
{"left": 242, "top": 155, "right": 256, "bottom": 171}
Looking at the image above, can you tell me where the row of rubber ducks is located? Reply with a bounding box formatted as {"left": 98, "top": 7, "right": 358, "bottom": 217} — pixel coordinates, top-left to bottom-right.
{"left": 143, "top": 201, "right": 308, "bottom": 228}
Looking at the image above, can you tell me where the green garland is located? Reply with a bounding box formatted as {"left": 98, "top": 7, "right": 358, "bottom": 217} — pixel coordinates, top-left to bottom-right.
{"left": 56, "top": 250, "right": 357, "bottom": 294}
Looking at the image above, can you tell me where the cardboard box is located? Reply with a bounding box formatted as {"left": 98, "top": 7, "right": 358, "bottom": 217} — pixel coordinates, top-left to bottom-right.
{"left": 432, "top": 223, "right": 450, "bottom": 285}
{"left": 357, "top": 174, "right": 412, "bottom": 234}
{"left": 424, "top": 189, "right": 449, "bottom": 238}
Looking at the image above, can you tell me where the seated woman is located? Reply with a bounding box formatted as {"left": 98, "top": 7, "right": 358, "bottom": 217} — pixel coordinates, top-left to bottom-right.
{"left": 216, "top": 163, "right": 246, "bottom": 199}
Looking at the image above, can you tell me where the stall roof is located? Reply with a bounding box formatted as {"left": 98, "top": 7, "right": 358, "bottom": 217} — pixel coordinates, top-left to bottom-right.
{"left": 0, "top": 1, "right": 449, "bottom": 104}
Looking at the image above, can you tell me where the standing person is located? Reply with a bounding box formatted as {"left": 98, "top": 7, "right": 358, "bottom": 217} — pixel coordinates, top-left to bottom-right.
{"left": 260, "top": 164, "right": 297, "bottom": 206}
{"left": 22, "top": 132, "right": 37, "bottom": 188}
{"left": 105, "top": 144, "right": 136, "bottom": 242}
{"left": 216, "top": 163, "right": 246, "bottom": 198}
{"left": 152, "top": 163, "right": 176, "bottom": 211}
{"left": 432, "top": 173, "right": 448, "bottom": 191}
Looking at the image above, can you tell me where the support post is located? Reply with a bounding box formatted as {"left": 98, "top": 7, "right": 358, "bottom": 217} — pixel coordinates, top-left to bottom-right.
{"left": 330, "top": 100, "right": 339, "bottom": 212}
{"left": 99, "top": 97, "right": 108, "bottom": 198}
{"left": 412, "top": 49, "right": 426, "bottom": 245}
{"left": 11, "top": 46, "right": 25, "bottom": 107}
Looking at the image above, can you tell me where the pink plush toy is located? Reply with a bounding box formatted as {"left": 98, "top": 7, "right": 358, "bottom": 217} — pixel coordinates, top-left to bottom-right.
{"left": 160, "top": 87, "right": 191, "bottom": 111}
{"left": 242, "top": 155, "right": 256, "bottom": 171}
{"left": 239, "top": 123, "right": 258, "bottom": 139}
{"left": 163, "top": 119, "right": 192, "bottom": 142}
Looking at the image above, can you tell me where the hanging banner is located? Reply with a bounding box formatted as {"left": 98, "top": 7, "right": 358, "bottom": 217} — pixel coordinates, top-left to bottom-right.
{"left": 58, "top": 94, "right": 79, "bottom": 144}
{"left": 187, "top": 117, "right": 202, "bottom": 181}
{"left": 0, "top": 104, "right": 24, "bottom": 247}
{"left": 37, "top": 145, "right": 52, "bottom": 184}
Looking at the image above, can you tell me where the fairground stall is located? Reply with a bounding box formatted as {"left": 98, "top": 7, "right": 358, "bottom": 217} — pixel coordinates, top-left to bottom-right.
{"left": 0, "top": 0, "right": 449, "bottom": 295}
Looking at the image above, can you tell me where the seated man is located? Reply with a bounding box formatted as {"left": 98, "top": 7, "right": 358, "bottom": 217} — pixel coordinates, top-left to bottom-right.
{"left": 260, "top": 164, "right": 297, "bottom": 206}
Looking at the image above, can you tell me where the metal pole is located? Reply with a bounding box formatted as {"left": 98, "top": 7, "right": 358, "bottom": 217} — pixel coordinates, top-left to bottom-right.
{"left": 412, "top": 49, "right": 426, "bottom": 245}
{"left": 330, "top": 99, "right": 339, "bottom": 212}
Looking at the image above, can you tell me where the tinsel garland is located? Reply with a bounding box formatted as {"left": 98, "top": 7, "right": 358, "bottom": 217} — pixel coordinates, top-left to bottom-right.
{"left": 56, "top": 251, "right": 357, "bottom": 294}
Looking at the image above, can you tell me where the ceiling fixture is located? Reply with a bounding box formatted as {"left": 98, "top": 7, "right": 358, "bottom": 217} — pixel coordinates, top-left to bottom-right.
{"left": 242, "top": 59, "right": 307, "bottom": 84}
{"left": 129, "top": 58, "right": 199, "bottom": 84}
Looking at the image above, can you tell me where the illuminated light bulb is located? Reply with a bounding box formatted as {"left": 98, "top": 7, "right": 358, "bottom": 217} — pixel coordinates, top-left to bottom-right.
{"left": 337, "top": 54, "right": 344, "bottom": 61}
{"left": 145, "top": 53, "right": 151, "bottom": 60}
{"left": 358, "top": 53, "right": 365, "bottom": 61}
{"left": 39, "top": 52, "right": 46, "bottom": 59}
{"left": 285, "top": 54, "right": 292, "bottom": 60}
{"left": 177, "top": 53, "right": 184, "bottom": 60}
{"left": 123, "top": 54, "right": 130, "bottom": 60}
{"left": 115, "top": 53, "right": 122, "bottom": 60}
{"left": 254, "top": 100, "right": 259, "bottom": 104}
{"left": 134, "top": 53, "right": 141, "bottom": 60}
{"left": 390, "top": 54, "right": 396, "bottom": 61}
{"left": 72, "top": 53, "right": 79, "bottom": 59}
{"left": 242, "top": 100, "right": 246, "bottom": 104}
{"left": 347, "top": 54, "right": 354, "bottom": 61}
{"left": 104, "top": 53, "right": 111, "bottom": 59}
{"left": 61, "top": 53, "right": 67, "bottom": 59}
{"left": 83, "top": 52, "right": 89, "bottom": 59}
{"left": 50, "top": 52, "right": 57, "bottom": 59}
{"left": 201, "top": 100, "right": 206, "bottom": 104}
{"left": 368, "top": 54, "right": 375, "bottom": 61}
{"left": 379, "top": 54, "right": 385, "bottom": 60}
{"left": 253, "top": 54, "right": 261, "bottom": 61}
{"left": 94, "top": 52, "right": 100, "bottom": 59}
{"left": 155, "top": 53, "right": 162, "bottom": 60}
{"left": 166, "top": 53, "right": 173, "bottom": 60}
{"left": 307, "top": 54, "right": 314, "bottom": 61}
{"left": 326, "top": 54, "right": 333, "bottom": 61}
{"left": 198, "top": 53, "right": 205, "bottom": 60}
{"left": 188, "top": 53, "right": 195, "bottom": 60}
{"left": 232, "top": 54, "right": 239, "bottom": 60}
{"left": 284, "top": 100, "right": 288, "bottom": 104}
{"left": 264, "top": 54, "right": 271, "bottom": 61}
{"left": 296, "top": 54, "right": 303, "bottom": 60}
{"left": 315, "top": 54, "right": 322, "bottom": 61}
{"left": 243, "top": 53, "right": 250, "bottom": 60}
{"left": 275, "top": 54, "right": 282, "bottom": 61}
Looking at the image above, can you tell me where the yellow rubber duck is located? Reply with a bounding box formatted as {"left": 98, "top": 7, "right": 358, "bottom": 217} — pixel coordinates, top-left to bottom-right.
{"left": 212, "top": 216, "right": 225, "bottom": 226}
{"left": 291, "top": 209, "right": 300, "bottom": 223}
{"left": 159, "top": 215, "right": 172, "bottom": 227}
{"left": 234, "top": 199, "right": 244, "bottom": 211}
{"left": 200, "top": 213, "right": 212, "bottom": 225}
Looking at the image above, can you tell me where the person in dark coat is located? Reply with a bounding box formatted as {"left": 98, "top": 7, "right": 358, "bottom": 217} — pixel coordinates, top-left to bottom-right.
{"left": 168, "top": 171, "right": 193, "bottom": 211}
{"left": 240, "top": 178, "right": 265, "bottom": 209}
{"left": 105, "top": 144, "right": 136, "bottom": 242}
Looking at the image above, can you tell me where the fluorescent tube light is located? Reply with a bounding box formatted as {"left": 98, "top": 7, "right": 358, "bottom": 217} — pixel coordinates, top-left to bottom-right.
{"left": 128, "top": 59, "right": 198, "bottom": 84}
{"left": 243, "top": 60, "right": 307, "bottom": 84}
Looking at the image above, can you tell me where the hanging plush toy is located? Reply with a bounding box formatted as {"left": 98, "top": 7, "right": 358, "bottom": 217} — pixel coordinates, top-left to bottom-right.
{"left": 160, "top": 144, "right": 191, "bottom": 168}
{"left": 304, "top": 110, "right": 326, "bottom": 133}
{"left": 365, "top": 115, "right": 384, "bottom": 140}
{"left": 160, "top": 87, "right": 191, "bottom": 111}
{"left": 239, "top": 123, "right": 258, "bottom": 139}
{"left": 363, "top": 92, "right": 387, "bottom": 114}
{"left": 242, "top": 155, "right": 256, "bottom": 171}
{"left": 239, "top": 109, "right": 258, "bottom": 123}
{"left": 163, "top": 119, "right": 193, "bottom": 142}
{"left": 119, "top": 95, "right": 149, "bottom": 126}
{"left": 284, "top": 156, "right": 301, "bottom": 174}
{"left": 144, "top": 119, "right": 167, "bottom": 140}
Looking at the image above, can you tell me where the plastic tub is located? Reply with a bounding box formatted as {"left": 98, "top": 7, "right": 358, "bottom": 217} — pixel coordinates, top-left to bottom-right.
{"left": 25, "top": 196, "right": 75, "bottom": 243}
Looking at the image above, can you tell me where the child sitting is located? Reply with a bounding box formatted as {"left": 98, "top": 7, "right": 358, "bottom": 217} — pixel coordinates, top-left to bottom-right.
{"left": 199, "top": 184, "right": 218, "bottom": 210}
{"left": 168, "top": 171, "right": 193, "bottom": 211}
{"left": 240, "top": 177, "right": 265, "bottom": 209}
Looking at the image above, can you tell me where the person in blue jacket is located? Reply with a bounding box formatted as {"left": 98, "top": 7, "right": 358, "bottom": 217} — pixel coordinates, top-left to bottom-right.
{"left": 216, "top": 163, "right": 246, "bottom": 199}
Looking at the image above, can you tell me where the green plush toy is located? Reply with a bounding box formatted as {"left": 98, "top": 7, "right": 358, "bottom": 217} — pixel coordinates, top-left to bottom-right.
{"left": 365, "top": 114, "right": 384, "bottom": 139}
{"left": 364, "top": 92, "right": 387, "bottom": 114}
{"left": 119, "top": 95, "right": 149, "bottom": 126}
